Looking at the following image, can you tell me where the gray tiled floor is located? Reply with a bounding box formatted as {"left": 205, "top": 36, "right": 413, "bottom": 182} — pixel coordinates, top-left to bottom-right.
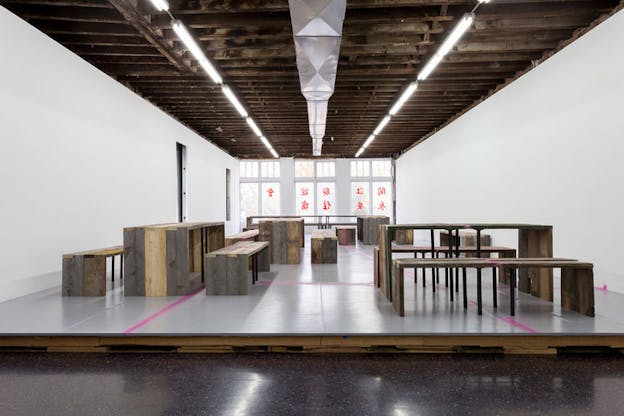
{"left": 0, "top": 239, "right": 622, "bottom": 335}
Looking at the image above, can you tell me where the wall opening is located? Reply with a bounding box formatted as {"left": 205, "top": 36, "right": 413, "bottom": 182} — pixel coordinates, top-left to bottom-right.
{"left": 176, "top": 142, "right": 187, "bottom": 222}
{"left": 226, "top": 168, "right": 231, "bottom": 221}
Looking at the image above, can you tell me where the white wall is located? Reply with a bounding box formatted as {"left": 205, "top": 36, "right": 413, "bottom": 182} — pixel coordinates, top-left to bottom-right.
{"left": 0, "top": 7, "right": 239, "bottom": 301}
{"left": 397, "top": 9, "right": 624, "bottom": 293}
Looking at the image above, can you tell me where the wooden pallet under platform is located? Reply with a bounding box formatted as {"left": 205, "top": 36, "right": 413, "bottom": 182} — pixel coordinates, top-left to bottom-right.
{"left": 2, "top": 334, "right": 623, "bottom": 355}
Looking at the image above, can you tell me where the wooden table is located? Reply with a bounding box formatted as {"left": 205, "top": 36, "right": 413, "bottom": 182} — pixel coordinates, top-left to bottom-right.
{"left": 123, "top": 222, "right": 224, "bottom": 296}
{"left": 357, "top": 215, "right": 390, "bottom": 245}
{"left": 378, "top": 223, "right": 553, "bottom": 314}
{"left": 258, "top": 218, "right": 303, "bottom": 264}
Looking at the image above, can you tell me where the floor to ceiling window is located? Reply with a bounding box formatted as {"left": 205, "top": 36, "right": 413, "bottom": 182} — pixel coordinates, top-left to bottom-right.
{"left": 350, "top": 159, "right": 393, "bottom": 220}
{"left": 295, "top": 160, "right": 336, "bottom": 216}
{"left": 239, "top": 160, "right": 281, "bottom": 228}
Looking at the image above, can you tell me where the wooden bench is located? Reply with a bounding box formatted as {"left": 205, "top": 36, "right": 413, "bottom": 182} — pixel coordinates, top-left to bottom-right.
{"left": 336, "top": 226, "right": 356, "bottom": 246}
{"left": 225, "top": 229, "right": 259, "bottom": 246}
{"left": 392, "top": 257, "right": 594, "bottom": 318}
{"left": 311, "top": 229, "right": 338, "bottom": 264}
{"left": 205, "top": 241, "right": 270, "bottom": 295}
{"left": 62, "top": 246, "right": 123, "bottom": 296}
{"left": 374, "top": 245, "right": 517, "bottom": 290}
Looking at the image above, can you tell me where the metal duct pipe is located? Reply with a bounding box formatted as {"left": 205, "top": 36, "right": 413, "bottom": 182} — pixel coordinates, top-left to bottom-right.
{"left": 289, "top": 0, "right": 346, "bottom": 156}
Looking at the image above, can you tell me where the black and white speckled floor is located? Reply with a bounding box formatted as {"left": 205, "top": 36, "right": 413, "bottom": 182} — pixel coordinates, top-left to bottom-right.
{"left": 1, "top": 352, "right": 623, "bottom": 415}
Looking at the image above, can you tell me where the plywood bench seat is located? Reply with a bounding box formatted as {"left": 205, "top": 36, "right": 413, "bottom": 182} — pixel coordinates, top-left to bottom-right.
{"left": 62, "top": 246, "right": 123, "bottom": 296}
{"left": 391, "top": 257, "right": 594, "bottom": 318}
{"left": 391, "top": 244, "right": 516, "bottom": 255}
{"left": 205, "top": 241, "right": 270, "bottom": 295}
{"left": 311, "top": 229, "right": 338, "bottom": 264}
{"left": 373, "top": 245, "right": 517, "bottom": 291}
{"left": 225, "top": 229, "right": 259, "bottom": 246}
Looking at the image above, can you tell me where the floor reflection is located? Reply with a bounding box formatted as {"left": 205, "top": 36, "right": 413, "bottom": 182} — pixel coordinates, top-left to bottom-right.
{"left": 1, "top": 353, "right": 623, "bottom": 415}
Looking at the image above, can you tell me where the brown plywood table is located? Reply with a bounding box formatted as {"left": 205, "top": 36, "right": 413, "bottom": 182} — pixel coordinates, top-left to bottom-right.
{"left": 378, "top": 223, "right": 553, "bottom": 315}
{"left": 123, "top": 222, "right": 225, "bottom": 296}
{"left": 357, "top": 215, "right": 390, "bottom": 245}
{"left": 258, "top": 218, "right": 303, "bottom": 264}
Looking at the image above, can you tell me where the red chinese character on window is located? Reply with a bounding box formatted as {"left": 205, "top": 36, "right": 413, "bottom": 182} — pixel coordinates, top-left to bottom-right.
{"left": 322, "top": 200, "right": 331, "bottom": 211}
{"left": 301, "top": 200, "right": 309, "bottom": 211}
{"left": 356, "top": 201, "right": 365, "bottom": 211}
{"left": 355, "top": 186, "right": 364, "bottom": 195}
{"left": 266, "top": 187, "right": 274, "bottom": 198}
{"left": 323, "top": 187, "right": 330, "bottom": 196}
{"left": 300, "top": 187, "right": 309, "bottom": 196}
{"left": 377, "top": 201, "right": 386, "bottom": 211}
{"left": 377, "top": 186, "right": 386, "bottom": 196}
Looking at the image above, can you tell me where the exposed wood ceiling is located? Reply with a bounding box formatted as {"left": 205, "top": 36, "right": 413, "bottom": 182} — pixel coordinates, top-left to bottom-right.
{"left": 1, "top": 0, "right": 621, "bottom": 158}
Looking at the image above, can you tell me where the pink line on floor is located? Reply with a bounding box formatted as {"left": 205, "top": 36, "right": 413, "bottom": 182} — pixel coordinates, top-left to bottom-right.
{"left": 467, "top": 301, "right": 537, "bottom": 333}
{"left": 123, "top": 286, "right": 205, "bottom": 334}
{"left": 498, "top": 317, "right": 538, "bottom": 333}
{"left": 596, "top": 284, "right": 608, "bottom": 292}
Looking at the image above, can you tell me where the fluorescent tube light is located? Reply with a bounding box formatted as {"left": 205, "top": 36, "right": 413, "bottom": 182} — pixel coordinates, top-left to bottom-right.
{"left": 478, "top": 0, "right": 490, "bottom": 3}
{"left": 270, "top": 148, "right": 279, "bottom": 158}
{"left": 222, "top": 86, "right": 248, "bottom": 118}
{"left": 389, "top": 82, "right": 418, "bottom": 116}
{"left": 172, "top": 20, "right": 222, "bottom": 84}
{"left": 197, "top": 57, "right": 223, "bottom": 84}
{"left": 246, "top": 117, "right": 262, "bottom": 137}
{"left": 149, "top": 0, "right": 169, "bottom": 11}
{"left": 363, "top": 135, "right": 375, "bottom": 148}
{"left": 417, "top": 13, "right": 474, "bottom": 81}
{"left": 373, "top": 115, "right": 391, "bottom": 136}
{"left": 260, "top": 136, "right": 272, "bottom": 150}
{"left": 355, "top": 147, "right": 364, "bottom": 158}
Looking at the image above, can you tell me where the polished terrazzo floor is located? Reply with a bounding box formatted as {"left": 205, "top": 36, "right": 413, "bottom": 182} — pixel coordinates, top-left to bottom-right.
{"left": 1, "top": 352, "right": 624, "bottom": 415}
{"left": 0, "top": 238, "right": 622, "bottom": 335}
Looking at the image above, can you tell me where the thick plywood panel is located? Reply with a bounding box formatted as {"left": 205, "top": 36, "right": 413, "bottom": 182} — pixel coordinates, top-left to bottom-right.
{"left": 82, "top": 256, "right": 106, "bottom": 297}
{"left": 144, "top": 227, "right": 167, "bottom": 296}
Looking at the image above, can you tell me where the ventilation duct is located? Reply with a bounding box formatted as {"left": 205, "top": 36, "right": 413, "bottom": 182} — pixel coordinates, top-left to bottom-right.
{"left": 289, "top": 0, "right": 346, "bottom": 156}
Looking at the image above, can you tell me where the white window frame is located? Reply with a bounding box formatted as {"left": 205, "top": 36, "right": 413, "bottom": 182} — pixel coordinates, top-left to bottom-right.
{"left": 294, "top": 159, "right": 337, "bottom": 216}
{"left": 240, "top": 159, "right": 281, "bottom": 220}
{"left": 349, "top": 158, "right": 394, "bottom": 219}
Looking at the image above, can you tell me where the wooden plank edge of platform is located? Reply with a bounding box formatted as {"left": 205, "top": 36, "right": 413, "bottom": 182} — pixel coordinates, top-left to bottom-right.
{"left": 1, "top": 335, "right": 623, "bottom": 355}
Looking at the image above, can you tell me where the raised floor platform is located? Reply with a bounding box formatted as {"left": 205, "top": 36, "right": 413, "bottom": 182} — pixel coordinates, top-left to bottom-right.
{"left": 1, "top": 239, "right": 623, "bottom": 353}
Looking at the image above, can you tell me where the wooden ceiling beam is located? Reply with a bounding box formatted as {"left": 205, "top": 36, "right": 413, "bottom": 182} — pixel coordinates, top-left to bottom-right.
{"left": 106, "top": 0, "right": 193, "bottom": 72}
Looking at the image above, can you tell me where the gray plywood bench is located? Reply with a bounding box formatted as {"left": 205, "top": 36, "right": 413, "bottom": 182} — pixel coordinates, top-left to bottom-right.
{"left": 62, "top": 246, "right": 123, "bottom": 296}
{"left": 392, "top": 257, "right": 594, "bottom": 318}
{"left": 311, "top": 229, "right": 337, "bottom": 264}
{"left": 205, "top": 241, "right": 270, "bottom": 295}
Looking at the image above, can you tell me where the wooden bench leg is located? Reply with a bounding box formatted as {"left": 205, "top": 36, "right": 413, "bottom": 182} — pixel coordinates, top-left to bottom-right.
{"left": 561, "top": 267, "right": 595, "bottom": 317}
{"left": 492, "top": 268, "right": 497, "bottom": 309}
{"left": 258, "top": 246, "right": 270, "bottom": 273}
{"left": 252, "top": 253, "right": 258, "bottom": 284}
{"left": 392, "top": 264, "right": 405, "bottom": 316}
{"left": 373, "top": 247, "right": 379, "bottom": 288}
{"left": 477, "top": 266, "right": 482, "bottom": 315}
{"left": 444, "top": 252, "right": 448, "bottom": 287}
{"left": 462, "top": 267, "right": 467, "bottom": 309}
{"left": 503, "top": 266, "right": 515, "bottom": 316}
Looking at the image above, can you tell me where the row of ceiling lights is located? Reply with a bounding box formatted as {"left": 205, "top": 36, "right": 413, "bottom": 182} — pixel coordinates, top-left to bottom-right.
{"left": 148, "top": 0, "right": 279, "bottom": 158}
{"left": 355, "top": 0, "right": 491, "bottom": 158}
